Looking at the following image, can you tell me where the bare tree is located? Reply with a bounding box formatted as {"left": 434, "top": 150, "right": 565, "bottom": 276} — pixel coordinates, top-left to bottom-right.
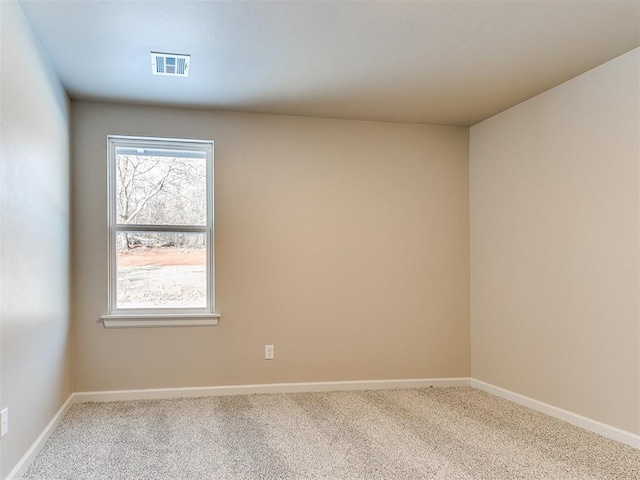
{"left": 115, "top": 154, "right": 206, "bottom": 249}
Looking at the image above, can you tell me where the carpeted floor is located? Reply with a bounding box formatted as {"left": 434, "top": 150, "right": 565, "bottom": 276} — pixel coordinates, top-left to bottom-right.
{"left": 24, "top": 387, "right": 640, "bottom": 479}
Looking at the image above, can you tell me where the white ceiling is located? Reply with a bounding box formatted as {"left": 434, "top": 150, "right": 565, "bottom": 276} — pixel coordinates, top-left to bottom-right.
{"left": 17, "top": 0, "right": 640, "bottom": 126}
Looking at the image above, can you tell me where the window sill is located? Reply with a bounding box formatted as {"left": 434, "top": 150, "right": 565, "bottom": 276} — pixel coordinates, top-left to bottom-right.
{"left": 101, "top": 313, "right": 220, "bottom": 329}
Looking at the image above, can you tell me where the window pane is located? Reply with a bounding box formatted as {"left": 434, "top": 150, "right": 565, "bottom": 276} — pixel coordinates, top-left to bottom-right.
{"left": 115, "top": 149, "right": 207, "bottom": 226}
{"left": 116, "top": 232, "right": 207, "bottom": 309}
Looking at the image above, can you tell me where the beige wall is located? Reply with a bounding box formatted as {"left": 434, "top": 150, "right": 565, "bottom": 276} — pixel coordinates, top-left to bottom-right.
{"left": 71, "top": 101, "right": 470, "bottom": 392}
{"left": 0, "top": 1, "right": 72, "bottom": 477}
{"left": 470, "top": 48, "right": 640, "bottom": 434}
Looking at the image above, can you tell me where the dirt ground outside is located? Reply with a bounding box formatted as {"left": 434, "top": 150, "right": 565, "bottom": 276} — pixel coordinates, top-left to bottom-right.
{"left": 117, "top": 247, "right": 206, "bottom": 308}
{"left": 118, "top": 246, "right": 205, "bottom": 267}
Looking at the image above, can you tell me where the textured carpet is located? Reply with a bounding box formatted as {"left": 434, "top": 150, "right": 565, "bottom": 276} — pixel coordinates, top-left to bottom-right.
{"left": 24, "top": 387, "right": 640, "bottom": 479}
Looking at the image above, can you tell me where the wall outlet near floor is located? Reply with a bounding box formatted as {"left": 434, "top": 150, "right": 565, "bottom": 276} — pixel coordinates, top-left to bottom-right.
{"left": 265, "top": 344, "right": 275, "bottom": 360}
{"left": 0, "top": 408, "right": 8, "bottom": 437}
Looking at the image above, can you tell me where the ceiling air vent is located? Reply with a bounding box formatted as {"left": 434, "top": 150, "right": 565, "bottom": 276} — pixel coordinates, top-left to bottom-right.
{"left": 151, "top": 52, "right": 190, "bottom": 77}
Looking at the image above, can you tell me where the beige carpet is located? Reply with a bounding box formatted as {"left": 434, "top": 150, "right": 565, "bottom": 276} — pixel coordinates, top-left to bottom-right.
{"left": 24, "top": 387, "right": 640, "bottom": 479}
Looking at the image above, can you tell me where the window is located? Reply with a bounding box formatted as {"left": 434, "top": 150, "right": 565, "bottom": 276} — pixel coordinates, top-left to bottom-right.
{"left": 101, "top": 136, "right": 219, "bottom": 328}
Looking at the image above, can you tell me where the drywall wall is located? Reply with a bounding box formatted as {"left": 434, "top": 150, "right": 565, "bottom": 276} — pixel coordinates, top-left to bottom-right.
{"left": 470, "top": 48, "right": 640, "bottom": 434}
{"left": 71, "top": 101, "right": 470, "bottom": 392}
{"left": 0, "top": 1, "right": 72, "bottom": 477}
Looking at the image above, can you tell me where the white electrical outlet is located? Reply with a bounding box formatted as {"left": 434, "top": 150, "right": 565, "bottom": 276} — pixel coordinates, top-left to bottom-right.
{"left": 265, "top": 344, "right": 275, "bottom": 360}
{"left": 1, "top": 408, "right": 8, "bottom": 437}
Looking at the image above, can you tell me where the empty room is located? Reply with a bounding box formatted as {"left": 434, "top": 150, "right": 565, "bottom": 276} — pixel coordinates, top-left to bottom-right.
{"left": 1, "top": 0, "right": 639, "bottom": 478}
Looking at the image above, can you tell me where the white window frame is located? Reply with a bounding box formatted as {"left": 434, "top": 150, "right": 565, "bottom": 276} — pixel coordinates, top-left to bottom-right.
{"left": 101, "top": 135, "right": 220, "bottom": 328}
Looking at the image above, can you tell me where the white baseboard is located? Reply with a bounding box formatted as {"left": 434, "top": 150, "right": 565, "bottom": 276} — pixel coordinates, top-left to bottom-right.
{"left": 471, "top": 379, "right": 640, "bottom": 450}
{"left": 72, "top": 377, "right": 472, "bottom": 403}
{"left": 7, "top": 394, "right": 75, "bottom": 480}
